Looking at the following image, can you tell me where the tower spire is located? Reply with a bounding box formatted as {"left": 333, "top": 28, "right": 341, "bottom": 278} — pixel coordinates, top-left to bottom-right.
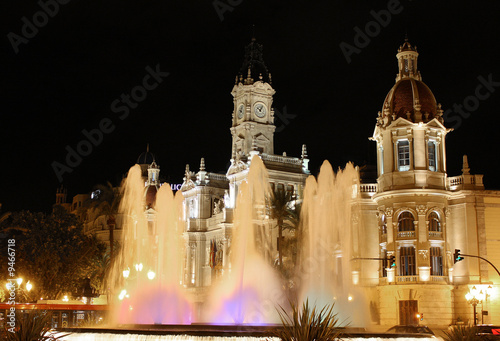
{"left": 396, "top": 37, "right": 421, "bottom": 82}
{"left": 462, "top": 155, "right": 470, "bottom": 175}
{"left": 238, "top": 37, "right": 271, "bottom": 85}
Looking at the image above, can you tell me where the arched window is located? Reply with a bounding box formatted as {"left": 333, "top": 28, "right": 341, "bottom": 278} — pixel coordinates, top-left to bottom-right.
{"left": 429, "top": 212, "right": 441, "bottom": 232}
{"left": 398, "top": 211, "right": 415, "bottom": 232}
{"left": 381, "top": 214, "right": 387, "bottom": 235}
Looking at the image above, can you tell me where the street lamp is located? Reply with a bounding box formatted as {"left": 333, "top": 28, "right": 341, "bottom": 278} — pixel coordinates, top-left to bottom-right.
{"left": 465, "top": 286, "right": 485, "bottom": 325}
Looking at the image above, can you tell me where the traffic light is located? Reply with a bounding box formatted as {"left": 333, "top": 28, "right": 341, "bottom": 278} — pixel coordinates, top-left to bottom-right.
{"left": 386, "top": 255, "right": 396, "bottom": 268}
{"left": 389, "top": 255, "right": 396, "bottom": 267}
{"left": 454, "top": 249, "right": 464, "bottom": 264}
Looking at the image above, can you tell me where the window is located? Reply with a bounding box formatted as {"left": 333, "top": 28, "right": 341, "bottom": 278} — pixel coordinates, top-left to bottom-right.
{"left": 381, "top": 214, "right": 387, "bottom": 235}
{"left": 428, "top": 212, "right": 441, "bottom": 232}
{"left": 398, "top": 140, "right": 410, "bottom": 171}
{"left": 380, "top": 147, "right": 384, "bottom": 175}
{"left": 287, "top": 185, "right": 294, "bottom": 197}
{"left": 428, "top": 141, "right": 437, "bottom": 171}
{"left": 382, "top": 249, "right": 387, "bottom": 277}
{"left": 404, "top": 59, "right": 409, "bottom": 72}
{"left": 430, "top": 247, "right": 443, "bottom": 276}
{"left": 277, "top": 183, "right": 284, "bottom": 192}
{"left": 399, "top": 246, "right": 416, "bottom": 276}
{"left": 398, "top": 212, "right": 414, "bottom": 232}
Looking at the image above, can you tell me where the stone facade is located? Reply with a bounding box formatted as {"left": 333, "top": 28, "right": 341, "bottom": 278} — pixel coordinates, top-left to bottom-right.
{"left": 59, "top": 38, "right": 500, "bottom": 328}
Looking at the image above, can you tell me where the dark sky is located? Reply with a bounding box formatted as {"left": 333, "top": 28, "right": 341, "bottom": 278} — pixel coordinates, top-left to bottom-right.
{"left": 1, "top": 0, "right": 500, "bottom": 213}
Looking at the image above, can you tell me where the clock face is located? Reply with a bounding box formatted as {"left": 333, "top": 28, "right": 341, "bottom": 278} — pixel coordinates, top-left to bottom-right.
{"left": 254, "top": 103, "right": 267, "bottom": 118}
{"left": 237, "top": 105, "right": 244, "bottom": 119}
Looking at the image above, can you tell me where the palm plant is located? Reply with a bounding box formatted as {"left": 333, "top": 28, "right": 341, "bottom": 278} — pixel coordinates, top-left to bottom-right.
{"left": 4, "top": 310, "right": 68, "bottom": 341}
{"left": 443, "top": 324, "right": 481, "bottom": 341}
{"left": 275, "top": 299, "right": 344, "bottom": 341}
{"left": 268, "top": 188, "right": 294, "bottom": 269}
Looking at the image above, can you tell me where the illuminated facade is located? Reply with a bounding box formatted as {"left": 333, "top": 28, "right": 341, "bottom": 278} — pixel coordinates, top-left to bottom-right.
{"left": 56, "top": 38, "right": 500, "bottom": 328}
{"left": 354, "top": 39, "right": 500, "bottom": 327}
{"left": 178, "top": 38, "right": 309, "bottom": 292}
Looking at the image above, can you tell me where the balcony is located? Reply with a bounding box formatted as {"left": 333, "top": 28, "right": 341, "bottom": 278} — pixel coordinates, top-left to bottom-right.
{"left": 447, "top": 174, "right": 484, "bottom": 191}
{"left": 428, "top": 231, "right": 443, "bottom": 239}
{"left": 397, "top": 231, "right": 416, "bottom": 238}
{"left": 359, "top": 183, "right": 377, "bottom": 198}
{"left": 396, "top": 275, "right": 418, "bottom": 283}
{"left": 430, "top": 276, "right": 447, "bottom": 283}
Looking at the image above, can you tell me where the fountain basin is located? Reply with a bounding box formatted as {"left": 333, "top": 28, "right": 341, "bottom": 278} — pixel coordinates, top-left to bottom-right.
{"left": 58, "top": 325, "right": 438, "bottom": 340}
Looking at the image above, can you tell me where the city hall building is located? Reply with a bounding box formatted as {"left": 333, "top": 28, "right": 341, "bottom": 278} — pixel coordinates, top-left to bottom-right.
{"left": 60, "top": 38, "right": 500, "bottom": 327}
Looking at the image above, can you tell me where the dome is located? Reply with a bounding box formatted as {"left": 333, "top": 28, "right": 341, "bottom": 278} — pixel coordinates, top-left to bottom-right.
{"left": 382, "top": 78, "right": 438, "bottom": 122}
{"left": 377, "top": 39, "right": 444, "bottom": 126}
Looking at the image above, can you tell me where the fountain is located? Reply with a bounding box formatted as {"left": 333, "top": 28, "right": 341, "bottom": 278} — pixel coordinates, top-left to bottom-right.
{"left": 202, "top": 156, "right": 285, "bottom": 324}
{"left": 109, "top": 165, "right": 193, "bottom": 325}
{"left": 60, "top": 157, "right": 435, "bottom": 341}
{"left": 298, "top": 160, "right": 368, "bottom": 327}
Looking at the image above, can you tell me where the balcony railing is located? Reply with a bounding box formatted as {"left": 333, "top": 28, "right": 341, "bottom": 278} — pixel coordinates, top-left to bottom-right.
{"left": 359, "top": 183, "right": 378, "bottom": 193}
{"left": 396, "top": 275, "right": 418, "bottom": 283}
{"left": 397, "top": 231, "right": 416, "bottom": 238}
{"left": 428, "top": 231, "right": 443, "bottom": 239}
{"left": 430, "top": 276, "right": 447, "bottom": 283}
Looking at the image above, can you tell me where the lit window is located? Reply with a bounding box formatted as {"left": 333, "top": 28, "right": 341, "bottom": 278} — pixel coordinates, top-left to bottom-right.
{"left": 428, "top": 141, "right": 437, "bottom": 171}
{"left": 398, "top": 211, "right": 414, "bottom": 232}
{"left": 380, "top": 215, "right": 387, "bottom": 235}
{"left": 380, "top": 147, "right": 384, "bottom": 175}
{"left": 399, "top": 246, "right": 416, "bottom": 276}
{"left": 429, "top": 212, "right": 441, "bottom": 232}
{"left": 430, "top": 247, "right": 443, "bottom": 276}
{"left": 398, "top": 140, "right": 410, "bottom": 171}
{"left": 382, "top": 249, "right": 387, "bottom": 278}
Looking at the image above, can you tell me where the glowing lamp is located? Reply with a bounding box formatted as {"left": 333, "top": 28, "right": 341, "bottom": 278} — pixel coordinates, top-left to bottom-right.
{"left": 348, "top": 296, "right": 353, "bottom": 301}
{"left": 118, "top": 289, "right": 127, "bottom": 300}
{"left": 135, "top": 263, "right": 143, "bottom": 272}
{"left": 26, "top": 281, "right": 32, "bottom": 292}
{"left": 17, "top": 278, "right": 23, "bottom": 286}
{"left": 147, "top": 270, "right": 156, "bottom": 280}
{"left": 123, "top": 268, "right": 130, "bottom": 278}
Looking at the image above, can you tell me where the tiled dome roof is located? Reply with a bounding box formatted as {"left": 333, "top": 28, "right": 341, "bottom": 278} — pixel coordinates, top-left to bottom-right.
{"left": 382, "top": 78, "right": 438, "bottom": 122}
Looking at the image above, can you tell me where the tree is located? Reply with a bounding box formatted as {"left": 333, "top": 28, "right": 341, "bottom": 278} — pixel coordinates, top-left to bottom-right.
{"left": 0, "top": 208, "right": 106, "bottom": 301}
{"left": 268, "top": 188, "right": 295, "bottom": 270}
{"left": 82, "top": 182, "right": 122, "bottom": 263}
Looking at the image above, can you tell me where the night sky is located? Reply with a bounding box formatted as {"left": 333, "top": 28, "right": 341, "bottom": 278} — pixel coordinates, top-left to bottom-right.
{"left": 1, "top": 1, "right": 500, "bottom": 213}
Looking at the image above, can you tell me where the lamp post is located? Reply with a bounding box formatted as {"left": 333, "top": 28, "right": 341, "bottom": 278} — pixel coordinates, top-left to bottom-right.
{"left": 465, "top": 286, "right": 485, "bottom": 326}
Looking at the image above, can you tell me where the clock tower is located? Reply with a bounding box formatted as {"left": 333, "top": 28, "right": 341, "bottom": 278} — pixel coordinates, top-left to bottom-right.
{"left": 230, "top": 38, "right": 276, "bottom": 157}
